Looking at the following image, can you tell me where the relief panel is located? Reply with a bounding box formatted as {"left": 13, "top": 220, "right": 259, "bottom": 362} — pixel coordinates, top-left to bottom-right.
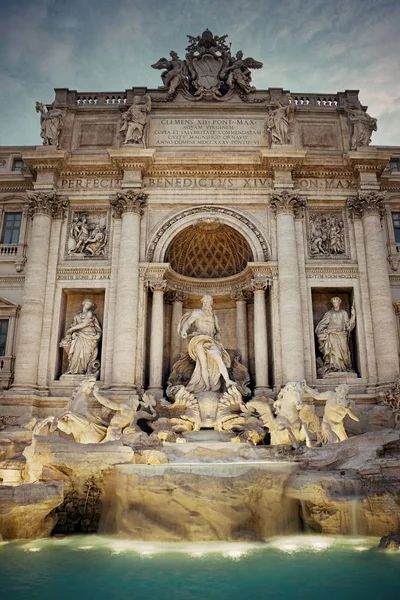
{"left": 65, "top": 208, "right": 109, "bottom": 260}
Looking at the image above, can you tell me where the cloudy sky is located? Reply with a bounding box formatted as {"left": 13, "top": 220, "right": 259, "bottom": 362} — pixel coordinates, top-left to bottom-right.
{"left": 1, "top": 0, "right": 399, "bottom": 147}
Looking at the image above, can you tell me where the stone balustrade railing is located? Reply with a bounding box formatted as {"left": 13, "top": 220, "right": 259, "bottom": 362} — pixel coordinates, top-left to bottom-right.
{"left": 53, "top": 87, "right": 360, "bottom": 110}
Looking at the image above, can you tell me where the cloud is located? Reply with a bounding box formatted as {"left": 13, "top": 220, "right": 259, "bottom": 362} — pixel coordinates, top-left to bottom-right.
{"left": 0, "top": 0, "right": 399, "bottom": 146}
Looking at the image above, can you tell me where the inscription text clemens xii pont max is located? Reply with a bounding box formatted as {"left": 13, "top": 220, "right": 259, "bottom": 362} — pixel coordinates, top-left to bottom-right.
{"left": 150, "top": 118, "right": 265, "bottom": 146}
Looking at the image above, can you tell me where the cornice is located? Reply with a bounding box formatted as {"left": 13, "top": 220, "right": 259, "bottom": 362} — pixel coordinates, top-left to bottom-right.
{"left": 146, "top": 166, "right": 272, "bottom": 177}
{"left": 260, "top": 149, "right": 307, "bottom": 171}
{"left": 108, "top": 148, "right": 155, "bottom": 173}
{"left": 305, "top": 264, "right": 358, "bottom": 279}
{"left": 56, "top": 266, "right": 111, "bottom": 280}
{"left": 22, "top": 150, "right": 69, "bottom": 174}
{"left": 346, "top": 150, "right": 391, "bottom": 176}
{"left": 0, "top": 183, "right": 32, "bottom": 193}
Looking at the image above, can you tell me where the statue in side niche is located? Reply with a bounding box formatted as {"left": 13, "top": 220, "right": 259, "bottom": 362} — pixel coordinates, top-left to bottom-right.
{"left": 179, "top": 294, "right": 236, "bottom": 393}
{"left": 315, "top": 297, "right": 355, "bottom": 376}
{"left": 60, "top": 299, "right": 102, "bottom": 375}
{"left": 265, "top": 94, "right": 294, "bottom": 146}
{"left": 346, "top": 105, "right": 377, "bottom": 150}
{"left": 119, "top": 94, "right": 151, "bottom": 145}
{"left": 35, "top": 101, "right": 63, "bottom": 147}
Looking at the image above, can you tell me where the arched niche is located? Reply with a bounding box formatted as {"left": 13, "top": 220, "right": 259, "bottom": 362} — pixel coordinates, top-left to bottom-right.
{"left": 147, "top": 205, "right": 270, "bottom": 264}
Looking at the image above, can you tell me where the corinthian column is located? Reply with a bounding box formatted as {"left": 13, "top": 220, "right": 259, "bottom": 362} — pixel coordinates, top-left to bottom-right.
{"left": 170, "top": 291, "right": 187, "bottom": 370}
{"left": 348, "top": 192, "right": 399, "bottom": 382}
{"left": 12, "top": 192, "right": 68, "bottom": 391}
{"left": 250, "top": 278, "right": 270, "bottom": 393}
{"left": 270, "top": 191, "right": 306, "bottom": 382}
{"left": 231, "top": 289, "right": 250, "bottom": 368}
{"left": 110, "top": 190, "right": 147, "bottom": 389}
{"left": 148, "top": 279, "right": 167, "bottom": 397}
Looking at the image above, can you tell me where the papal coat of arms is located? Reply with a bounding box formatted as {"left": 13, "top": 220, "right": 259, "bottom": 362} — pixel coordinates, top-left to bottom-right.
{"left": 151, "top": 29, "right": 263, "bottom": 101}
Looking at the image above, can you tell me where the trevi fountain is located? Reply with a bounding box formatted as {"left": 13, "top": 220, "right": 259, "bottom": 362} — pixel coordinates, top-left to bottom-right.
{"left": 0, "top": 28, "right": 399, "bottom": 600}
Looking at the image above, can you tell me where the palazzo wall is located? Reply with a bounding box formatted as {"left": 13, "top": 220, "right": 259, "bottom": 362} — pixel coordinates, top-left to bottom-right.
{"left": 1, "top": 72, "right": 400, "bottom": 421}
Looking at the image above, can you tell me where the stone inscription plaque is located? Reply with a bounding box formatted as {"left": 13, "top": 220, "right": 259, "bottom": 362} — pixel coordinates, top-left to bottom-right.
{"left": 150, "top": 118, "right": 266, "bottom": 147}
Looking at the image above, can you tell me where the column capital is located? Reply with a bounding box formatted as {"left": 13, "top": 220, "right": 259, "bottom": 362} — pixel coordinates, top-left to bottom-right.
{"left": 165, "top": 290, "right": 188, "bottom": 304}
{"left": 148, "top": 278, "right": 167, "bottom": 293}
{"left": 270, "top": 190, "right": 306, "bottom": 217}
{"left": 27, "top": 191, "right": 69, "bottom": 219}
{"left": 347, "top": 191, "right": 386, "bottom": 219}
{"left": 110, "top": 189, "right": 147, "bottom": 218}
{"left": 231, "top": 288, "right": 253, "bottom": 301}
{"left": 250, "top": 277, "right": 271, "bottom": 292}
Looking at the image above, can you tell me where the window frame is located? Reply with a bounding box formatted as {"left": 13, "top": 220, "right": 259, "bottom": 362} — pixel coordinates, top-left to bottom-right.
{"left": 1, "top": 211, "right": 23, "bottom": 245}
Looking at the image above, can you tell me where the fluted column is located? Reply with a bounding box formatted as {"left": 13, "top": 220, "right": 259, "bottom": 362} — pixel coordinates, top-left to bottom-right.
{"left": 110, "top": 190, "right": 147, "bottom": 388}
{"left": 348, "top": 192, "right": 399, "bottom": 382}
{"left": 12, "top": 192, "right": 68, "bottom": 391}
{"left": 271, "top": 191, "right": 306, "bottom": 382}
{"left": 148, "top": 279, "right": 167, "bottom": 396}
{"left": 231, "top": 289, "right": 250, "bottom": 368}
{"left": 170, "top": 291, "right": 187, "bottom": 370}
{"left": 250, "top": 278, "right": 270, "bottom": 393}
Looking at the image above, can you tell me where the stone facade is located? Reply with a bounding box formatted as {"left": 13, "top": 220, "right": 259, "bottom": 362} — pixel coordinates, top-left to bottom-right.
{"left": 1, "top": 32, "right": 400, "bottom": 422}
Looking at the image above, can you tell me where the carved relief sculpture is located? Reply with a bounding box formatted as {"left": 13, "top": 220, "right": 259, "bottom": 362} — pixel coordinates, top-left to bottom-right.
{"left": 67, "top": 212, "right": 108, "bottom": 257}
{"left": 315, "top": 297, "right": 356, "bottom": 377}
{"left": 265, "top": 94, "right": 294, "bottom": 146}
{"left": 346, "top": 105, "right": 377, "bottom": 150}
{"left": 309, "top": 213, "right": 345, "bottom": 256}
{"left": 60, "top": 299, "right": 102, "bottom": 376}
{"left": 119, "top": 94, "right": 151, "bottom": 146}
{"left": 35, "top": 101, "right": 63, "bottom": 147}
{"left": 152, "top": 29, "right": 263, "bottom": 100}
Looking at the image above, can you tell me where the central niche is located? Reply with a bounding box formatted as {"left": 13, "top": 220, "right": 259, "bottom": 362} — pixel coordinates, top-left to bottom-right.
{"left": 165, "top": 221, "right": 253, "bottom": 278}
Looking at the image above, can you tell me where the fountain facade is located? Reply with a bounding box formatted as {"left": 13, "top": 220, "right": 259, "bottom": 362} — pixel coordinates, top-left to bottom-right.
{"left": 0, "top": 28, "right": 400, "bottom": 543}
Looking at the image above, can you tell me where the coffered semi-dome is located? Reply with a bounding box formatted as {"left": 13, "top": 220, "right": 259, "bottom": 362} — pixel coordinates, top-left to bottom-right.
{"left": 165, "top": 221, "right": 253, "bottom": 278}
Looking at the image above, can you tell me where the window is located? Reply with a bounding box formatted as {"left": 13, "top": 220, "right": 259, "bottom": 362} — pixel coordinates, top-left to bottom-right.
{"left": 12, "top": 158, "right": 24, "bottom": 172}
{"left": 387, "top": 158, "right": 400, "bottom": 172}
{"left": 0, "top": 320, "right": 8, "bottom": 356}
{"left": 1, "top": 212, "right": 22, "bottom": 244}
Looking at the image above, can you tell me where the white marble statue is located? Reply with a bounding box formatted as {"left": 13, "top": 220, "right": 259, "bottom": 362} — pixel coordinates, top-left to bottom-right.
{"left": 93, "top": 387, "right": 140, "bottom": 442}
{"left": 346, "top": 105, "right": 377, "bottom": 150}
{"left": 33, "top": 377, "right": 108, "bottom": 444}
{"left": 315, "top": 297, "right": 356, "bottom": 376}
{"left": 35, "top": 101, "right": 63, "bottom": 147}
{"left": 248, "top": 380, "right": 323, "bottom": 448}
{"left": 179, "top": 295, "right": 236, "bottom": 393}
{"left": 265, "top": 94, "right": 294, "bottom": 146}
{"left": 306, "top": 383, "right": 359, "bottom": 443}
{"left": 60, "top": 299, "right": 102, "bottom": 375}
{"left": 119, "top": 94, "right": 151, "bottom": 145}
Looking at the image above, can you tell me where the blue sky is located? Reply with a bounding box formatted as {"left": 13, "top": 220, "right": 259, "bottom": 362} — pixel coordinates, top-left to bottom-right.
{"left": 1, "top": 0, "right": 399, "bottom": 147}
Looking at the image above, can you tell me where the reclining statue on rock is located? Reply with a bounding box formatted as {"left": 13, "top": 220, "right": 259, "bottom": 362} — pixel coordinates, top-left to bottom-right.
{"left": 33, "top": 377, "right": 156, "bottom": 444}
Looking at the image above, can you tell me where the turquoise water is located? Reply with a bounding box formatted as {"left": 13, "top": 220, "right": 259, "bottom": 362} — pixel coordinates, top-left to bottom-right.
{"left": 0, "top": 535, "right": 399, "bottom": 600}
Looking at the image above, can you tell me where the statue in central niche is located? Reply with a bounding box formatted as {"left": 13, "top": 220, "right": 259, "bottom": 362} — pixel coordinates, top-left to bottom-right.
{"left": 179, "top": 295, "right": 236, "bottom": 393}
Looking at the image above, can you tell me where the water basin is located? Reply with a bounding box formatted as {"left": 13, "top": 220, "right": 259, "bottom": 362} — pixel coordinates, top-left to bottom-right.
{"left": 0, "top": 535, "right": 399, "bottom": 600}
